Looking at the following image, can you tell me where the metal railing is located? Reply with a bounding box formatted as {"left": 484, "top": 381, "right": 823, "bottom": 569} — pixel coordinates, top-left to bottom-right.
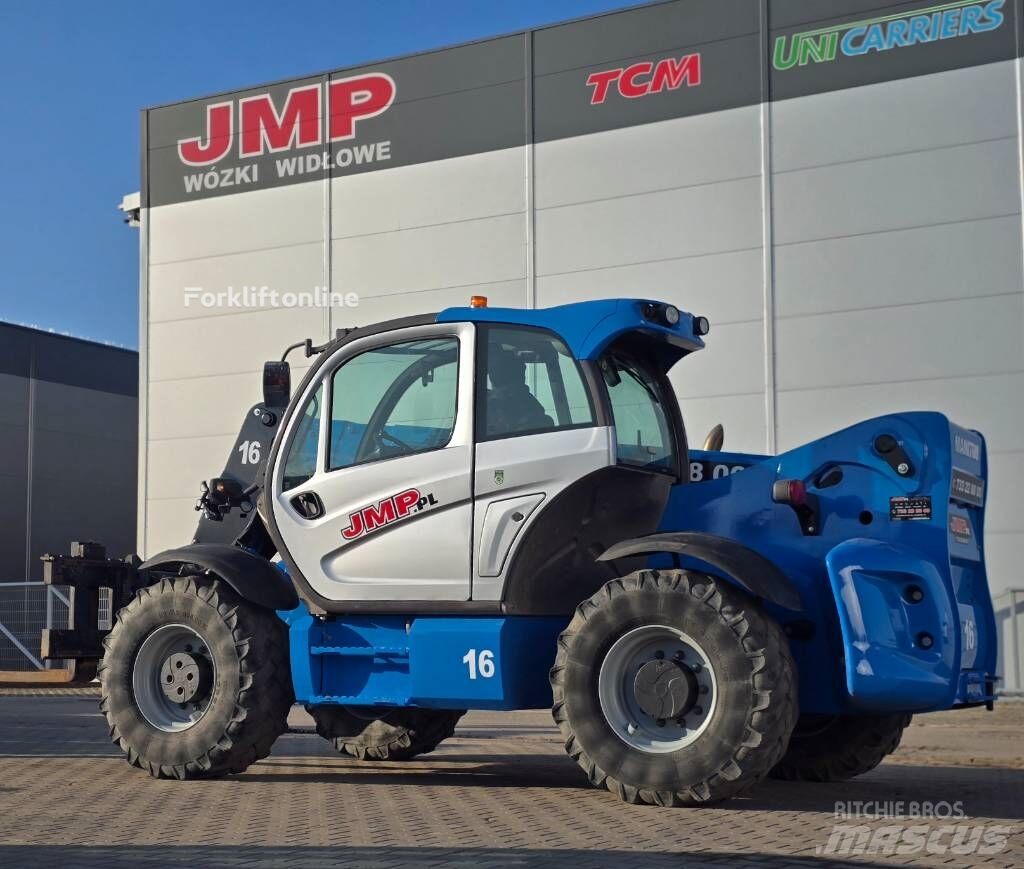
{"left": 995, "top": 588, "right": 1023, "bottom": 696}
{"left": 0, "top": 581, "right": 111, "bottom": 671}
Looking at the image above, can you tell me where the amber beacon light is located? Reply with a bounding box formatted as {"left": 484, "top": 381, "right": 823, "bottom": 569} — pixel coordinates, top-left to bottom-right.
{"left": 469, "top": 295, "right": 488, "bottom": 308}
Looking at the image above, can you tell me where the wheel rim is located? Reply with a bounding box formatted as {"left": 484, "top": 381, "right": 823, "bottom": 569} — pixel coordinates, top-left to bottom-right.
{"left": 132, "top": 624, "right": 216, "bottom": 732}
{"left": 597, "top": 624, "right": 717, "bottom": 754}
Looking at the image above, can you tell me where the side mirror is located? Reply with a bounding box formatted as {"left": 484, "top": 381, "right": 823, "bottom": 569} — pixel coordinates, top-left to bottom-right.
{"left": 263, "top": 361, "right": 291, "bottom": 408}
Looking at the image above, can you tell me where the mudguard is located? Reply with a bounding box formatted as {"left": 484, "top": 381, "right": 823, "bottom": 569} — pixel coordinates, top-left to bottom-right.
{"left": 140, "top": 543, "right": 299, "bottom": 611}
{"left": 597, "top": 532, "right": 802, "bottom": 612}
{"left": 826, "top": 538, "right": 956, "bottom": 712}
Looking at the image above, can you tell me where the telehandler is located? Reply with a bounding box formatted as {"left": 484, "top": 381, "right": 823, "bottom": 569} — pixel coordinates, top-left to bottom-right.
{"left": 42, "top": 297, "right": 996, "bottom": 805}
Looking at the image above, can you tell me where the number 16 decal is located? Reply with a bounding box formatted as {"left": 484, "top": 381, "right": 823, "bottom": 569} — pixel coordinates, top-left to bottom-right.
{"left": 462, "top": 648, "right": 495, "bottom": 680}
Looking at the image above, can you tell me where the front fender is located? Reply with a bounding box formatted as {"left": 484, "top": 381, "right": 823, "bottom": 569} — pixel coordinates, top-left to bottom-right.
{"left": 826, "top": 538, "right": 957, "bottom": 712}
{"left": 598, "top": 532, "right": 802, "bottom": 611}
{"left": 140, "top": 543, "right": 299, "bottom": 611}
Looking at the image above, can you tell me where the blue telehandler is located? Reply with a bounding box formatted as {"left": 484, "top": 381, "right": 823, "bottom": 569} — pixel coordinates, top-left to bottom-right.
{"left": 42, "top": 298, "right": 996, "bottom": 805}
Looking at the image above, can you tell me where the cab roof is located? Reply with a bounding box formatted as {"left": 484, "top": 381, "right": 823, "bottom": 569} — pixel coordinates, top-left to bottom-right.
{"left": 437, "top": 298, "right": 705, "bottom": 366}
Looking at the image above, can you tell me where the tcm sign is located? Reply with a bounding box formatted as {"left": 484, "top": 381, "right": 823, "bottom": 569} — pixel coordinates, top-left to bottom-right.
{"left": 586, "top": 53, "right": 701, "bottom": 105}
{"left": 178, "top": 73, "right": 396, "bottom": 166}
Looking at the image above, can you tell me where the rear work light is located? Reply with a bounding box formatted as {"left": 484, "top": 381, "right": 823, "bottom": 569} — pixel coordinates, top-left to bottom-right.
{"left": 772, "top": 478, "right": 819, "bottom": 535}
{"left": 772, "top": 479, "right": 807, "bottom": 506}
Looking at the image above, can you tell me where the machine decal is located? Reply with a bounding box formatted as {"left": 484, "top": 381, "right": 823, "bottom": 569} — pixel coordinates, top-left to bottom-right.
{"left": 689, "top": 460, "right": 746, "bottom": 483}
{"left": 493, "top": 470, "right": 504, "bottom": 485}
{"left": 889, "top": 495, "right": 932, "bottom": 520}
{"left": 951, "top": 469, "right": 985, "bottom": 507}
{"left": 341, "top": 487, "right": 438, "bottom": 540}
{"left": 773, "top": 0, "right": 1005, "bottom": 71}
{"left": 959, "top": 604, "right": 979, "bottom": 668}
{"left": 949, "top": 514, "right": 972, "bottom": 544}
{"left": 954, "top": 433, "right": 982, "bottom": 461}
{"left": 585, "top": 53, "right": 701, "bottom": 105}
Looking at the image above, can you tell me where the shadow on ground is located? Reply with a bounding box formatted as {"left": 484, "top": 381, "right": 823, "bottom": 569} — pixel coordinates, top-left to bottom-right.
{"left": 0, "top": 845, "right": 899, "bottom": 868}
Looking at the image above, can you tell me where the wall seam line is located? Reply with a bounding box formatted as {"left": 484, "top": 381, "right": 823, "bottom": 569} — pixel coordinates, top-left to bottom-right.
{"left": 324, "top": 72, "right": 333, "bottom": 341}
{"left": 526, "top": 30, "right": 537, "bottom": 310}
{"left": 759, "top": 0, "right": 778, "bottom": 455}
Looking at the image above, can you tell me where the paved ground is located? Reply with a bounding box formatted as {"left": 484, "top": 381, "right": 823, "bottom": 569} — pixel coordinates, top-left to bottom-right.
{"left": 0, "top": 691, "right": 1020, "bottom": 867}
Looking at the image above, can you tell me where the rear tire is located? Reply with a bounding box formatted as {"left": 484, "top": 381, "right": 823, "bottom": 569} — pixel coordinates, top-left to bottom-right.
{"left": 769, "top": 713, "right": 911, "bottom": 782}
{"left": 98, "top": 576, "right": 293, "bottom": 779}
{"left": 551, "top": 569, "right": 798, "bottom": 806}
{"left": 308, "top": 706, "right": 464, "bottom": 761}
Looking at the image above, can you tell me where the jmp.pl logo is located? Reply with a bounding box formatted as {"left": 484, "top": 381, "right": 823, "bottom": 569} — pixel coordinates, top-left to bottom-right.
{"left": 773, "top": 0, "right": 1005, "bottom": 71}
{"left": 819, "top": 801, "right": 1014, "bottom": 857}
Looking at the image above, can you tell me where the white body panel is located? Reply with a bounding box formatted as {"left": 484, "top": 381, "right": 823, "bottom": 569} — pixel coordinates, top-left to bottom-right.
{"left": 472, "top": 426, "right": 614, "bottom": 601}
{"left": 272, "top": 322, "right": 475, "bottom": 602}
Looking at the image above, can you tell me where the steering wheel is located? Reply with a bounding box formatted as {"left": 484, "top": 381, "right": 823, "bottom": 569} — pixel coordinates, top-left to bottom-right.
{"left": 377, "top": 428, "right": 413, "bottom": 452}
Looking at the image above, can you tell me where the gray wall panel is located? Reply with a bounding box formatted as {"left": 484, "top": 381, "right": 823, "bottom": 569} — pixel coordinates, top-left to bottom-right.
{"left": 0, "top": 372, "right": 29, "bottom": 429}
{"left": 773, "top": 138, "right": 1020, "bottom": 246}
{"left": 331, "top": 213, "right": 526, "bottom": 297}
{"left": 775, "top": 215, "right": 1023, "bottom": 317}
{"left": 149, "top": 184, "right": 324, "bottom": 265}
{"left": 149, "top": 243, "right": 326, "bottom": 324}
{"left": 0, "top": 324, "right": 137, "bottom": 583}
{"left": 986, "top": 532, "right": 1024, "bottom": 597}
{"left": 772, "top": 60, "right": 1017, "bottom": 173}
{"left": 535, "top": 176, "right": 762, "bottom": 276}
{"left": 535, "top": 247, "right": 764, "bottom": 326}
{"left": 534, "top": 108, "right": 761, "bottom": 210}
{"left": 675, "top": 321, "right": 766, "bottom": 400}
{"left": 776, "top": 294, "right": 1023, "bottom": 391}
{"left": 775, "top": 372, "right": 1024, "bottom": 453}
{"left": 331, "top": 148, "right": 526, "bottom": 239}
{"left": 678, "top": 393, "right": 769, "bottom": 455}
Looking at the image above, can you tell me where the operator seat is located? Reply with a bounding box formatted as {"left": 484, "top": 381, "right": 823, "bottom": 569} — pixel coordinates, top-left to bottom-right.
{"left": 486, "top": 350, "right": 553, "bottom": 436}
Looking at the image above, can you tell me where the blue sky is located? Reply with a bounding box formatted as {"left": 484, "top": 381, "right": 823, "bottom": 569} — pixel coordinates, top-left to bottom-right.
{"left": 0, "top": 0, "right": 645, "bottom": 349}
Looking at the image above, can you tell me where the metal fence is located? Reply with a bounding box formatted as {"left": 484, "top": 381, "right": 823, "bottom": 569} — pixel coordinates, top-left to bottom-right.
{"left": 995, "top": 588, "right": 1023, "bottom": 696}
{"left": 0, "top": 581, "right": 111, "bottom": 671}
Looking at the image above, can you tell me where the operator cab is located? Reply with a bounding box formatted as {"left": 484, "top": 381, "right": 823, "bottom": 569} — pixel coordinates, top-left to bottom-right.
{"left": 264, "top": 298, "right": 707, "bottom": 615}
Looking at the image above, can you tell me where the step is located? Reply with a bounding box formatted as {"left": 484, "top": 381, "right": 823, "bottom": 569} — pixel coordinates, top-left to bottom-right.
{"left": 310, "top": 645, "right": 410, "bottom": 658}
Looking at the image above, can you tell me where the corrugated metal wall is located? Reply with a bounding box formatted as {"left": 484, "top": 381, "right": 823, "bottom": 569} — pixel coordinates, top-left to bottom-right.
{"left": 0, "top": 324, "right": 137, "bottom": 581}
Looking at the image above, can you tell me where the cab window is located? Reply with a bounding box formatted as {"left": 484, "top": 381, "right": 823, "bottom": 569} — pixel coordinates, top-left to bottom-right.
{"left": 477, "top": 326, "right": 594, "bottom": 440}
{"left": 282, "top": 384, "right": 322, "bottom": 491}
{"left": 328, "top": 338, "right": 458, "bottom": 470}
{"left": 602, "top": 353, "right": 675, "bottom": 472}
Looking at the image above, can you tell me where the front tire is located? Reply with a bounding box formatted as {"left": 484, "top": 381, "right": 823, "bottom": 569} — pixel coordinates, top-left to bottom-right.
{"left": 769, "top": 713, "right": 911, "bottom": 782}
{"left": 308, "top": 706, "right": 464, "bottom": 761}
{"left": 551, "top": 569, "right": 798, "bottom": 806}
{"left": 99, "top": 576, "right": 293, "bottom": 779}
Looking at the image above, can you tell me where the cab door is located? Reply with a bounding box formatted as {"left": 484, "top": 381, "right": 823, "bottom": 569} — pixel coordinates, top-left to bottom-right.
{"left": 270, "top": 323, "right": 475, "bottom": 603}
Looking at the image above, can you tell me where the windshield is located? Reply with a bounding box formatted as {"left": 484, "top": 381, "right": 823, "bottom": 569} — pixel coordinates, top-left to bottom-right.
{"left": 602, "top": 353, "right": 676, "bottom": 472}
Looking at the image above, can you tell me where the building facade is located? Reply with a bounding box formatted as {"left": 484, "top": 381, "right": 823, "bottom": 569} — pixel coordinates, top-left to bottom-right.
{"left": 0, "top": 324, "right": 138, "bottom": 581}
{"left": 135, "top": 0, "right": 1022, "bottom": 677}
{"left": 0, "top": 324, "right": 137, "bottom": 667}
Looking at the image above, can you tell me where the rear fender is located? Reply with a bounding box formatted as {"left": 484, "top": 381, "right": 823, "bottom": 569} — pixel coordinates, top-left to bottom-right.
{"left": 597, "top": 532, "right": 802, "bottom": 612}
{"left": 139, "top": 543, "right": 298, "bottom": 611}
{"left": 826, "top": 538, "right": 956, "bottom": 712}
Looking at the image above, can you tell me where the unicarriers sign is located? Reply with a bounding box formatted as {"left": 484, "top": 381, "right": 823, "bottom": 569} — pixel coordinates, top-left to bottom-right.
{"left": 773, "top": 0, "right": 1005, "bottom": 70}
